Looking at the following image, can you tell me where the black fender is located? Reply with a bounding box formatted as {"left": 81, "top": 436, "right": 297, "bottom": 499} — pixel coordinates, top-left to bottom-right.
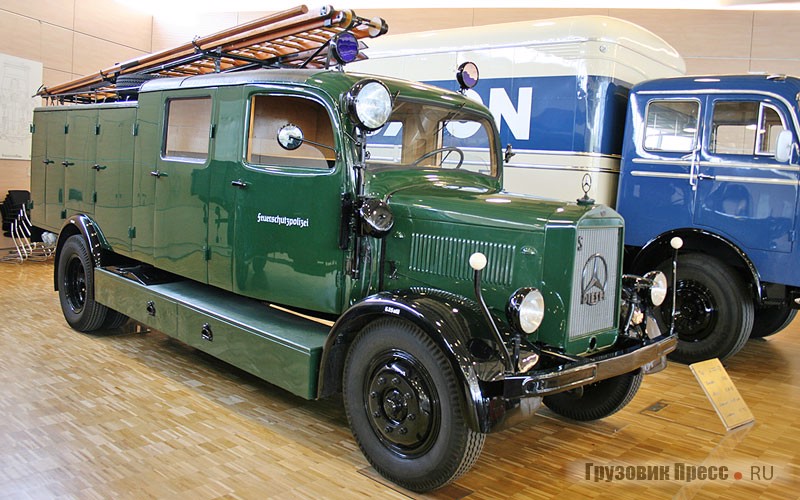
{"left": 628, "top": 228, "right": 763, "bottom": 302}
{"left": 318, "top": 288, "right": 514, "bottom": 433}
{"left": 53, "top": 215, "right": 106, "bottom": 291}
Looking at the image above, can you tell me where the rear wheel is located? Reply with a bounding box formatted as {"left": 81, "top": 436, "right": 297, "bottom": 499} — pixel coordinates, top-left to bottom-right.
{"left": 543, "top": 370, "right": 643, "bottom": 421}
{"left": 658, "top": 254, "right": 753, "bottom": 363}
{"left": 57, "top": 235, "right": 109, "bottom": 332}
{"left": 343, "top": 319, "right": 484, "bottom": 492}
{"left": 750, "top": 306, "right": 797, "bottom": 338}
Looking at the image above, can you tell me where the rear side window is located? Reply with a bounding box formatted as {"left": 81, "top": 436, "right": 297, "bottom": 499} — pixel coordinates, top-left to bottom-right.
{"left": 163, "top": 97, "right": 212, "bottom": 161}
{"left": 247, "top": 95, "right": 336, "bottom": 169}
{"left": 710, "top": 100, "right": 786, "bottom": 156}
{"left": 643, "top": 99, "right": 700, "bottom": 153}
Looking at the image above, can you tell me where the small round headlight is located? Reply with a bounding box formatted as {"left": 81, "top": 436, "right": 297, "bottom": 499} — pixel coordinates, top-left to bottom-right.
{"left": 507, "top": 288, "right": 545, "bottom": 334}
{"left": 345, "top": 79, "right": 393, "bottom": 131}
{"left": 644, "top": 270, "right": 668, "bottom": 307}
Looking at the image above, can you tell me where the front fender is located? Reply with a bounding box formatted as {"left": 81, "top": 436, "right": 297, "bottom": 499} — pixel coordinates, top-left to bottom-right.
{"left": 318, "top": 289, "right": 528, "bottom": 433}
{"left": 53, "top": 215, "right": 106, "bottom": 291}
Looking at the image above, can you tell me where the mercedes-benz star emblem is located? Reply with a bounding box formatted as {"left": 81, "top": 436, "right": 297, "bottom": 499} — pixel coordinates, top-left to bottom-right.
{"left": 581, "top": 173, "right": 592, "bottom": 196}
{"left": 580, "top": 253, "right": 607, "bottom": 306}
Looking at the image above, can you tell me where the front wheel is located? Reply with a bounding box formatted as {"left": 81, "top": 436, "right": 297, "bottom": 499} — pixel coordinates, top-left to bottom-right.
{"left": 343, "top": 319, "right": 484, "bottom": 492}
{"left": 543, "top": 370, "right": 643, "bottom": 421}
{"left": 658, "top": 253, "right": 753, "bottom": 363}
{"left": 57, "top": 235, "right": 109, "bottom": 332}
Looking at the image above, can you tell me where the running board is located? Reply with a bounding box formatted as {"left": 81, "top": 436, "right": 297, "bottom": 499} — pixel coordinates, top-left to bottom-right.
{"left": 94, "top": 268, "right": 328, "bottom": 399}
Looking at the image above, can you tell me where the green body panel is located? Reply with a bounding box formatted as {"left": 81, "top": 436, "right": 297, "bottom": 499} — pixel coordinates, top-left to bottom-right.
{"left": 152, "top": 88, "right": 215, "bottom": 283}
{"left": 94, "top": 106, "right": 136, "bottom": 254}
{"left": 131, "top": 93, "right": 161, "bottom": 263}
{"left": 206, "top": 86, "right": 244, "bottom": 291}
{"left": 94, "top": 268, "right": 326, "bottom": 398}
{"left": 30, "top": 112, "right": 47, "bottom": 228}
{"left": 64, "top": 108, "right": 97, "bottom": 216}
{"left": 43, "top": 111, "right": 66, "bottom": 229}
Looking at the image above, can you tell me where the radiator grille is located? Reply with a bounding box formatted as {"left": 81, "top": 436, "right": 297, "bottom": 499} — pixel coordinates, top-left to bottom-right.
{"left": 409, "top": 233, "right": 515, "bottom": 286}
{"left": 568, "top": 227, "right": 620, "bottom": 340}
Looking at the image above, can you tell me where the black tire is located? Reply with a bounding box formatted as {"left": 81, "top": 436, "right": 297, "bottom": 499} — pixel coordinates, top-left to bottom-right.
{"left": 57, "top": 235, "right": 109, "bottom": 332}
{"left": 543, "top": 370, "right": 643, "bottom": 421}
{"left": 101, "top": 309, "right": 130, "bottom": 330}
{"left": 343, "top": 319, "right": 484, "bottom": 492}
{"left": 658, "top": 253, "right": 754, "bottom": 363}
{"left": 750, "top": 306, "right": 797, "bottom": 338}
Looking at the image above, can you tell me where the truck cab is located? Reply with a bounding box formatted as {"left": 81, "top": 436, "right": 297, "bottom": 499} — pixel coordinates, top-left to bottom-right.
{"left": 618, "top": 75, "right": 800, "bottom": 362}
{"left": 29, "top": 7, "right": 675, "bottom": 493}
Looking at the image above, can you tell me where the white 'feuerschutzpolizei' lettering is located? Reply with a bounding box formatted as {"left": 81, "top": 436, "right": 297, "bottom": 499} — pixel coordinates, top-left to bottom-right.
{"left": 257, "top": 213, "right": 309, "bottom": 228}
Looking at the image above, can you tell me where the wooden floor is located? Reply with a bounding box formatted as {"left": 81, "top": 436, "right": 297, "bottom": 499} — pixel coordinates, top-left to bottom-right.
{"left": 0, "top": 259, "right": 798, "bottom": 499}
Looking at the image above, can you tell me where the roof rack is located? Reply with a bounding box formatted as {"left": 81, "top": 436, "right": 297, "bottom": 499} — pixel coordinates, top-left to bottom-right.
{"left": 37, "top": 4, "right": 388, "bottom": 104}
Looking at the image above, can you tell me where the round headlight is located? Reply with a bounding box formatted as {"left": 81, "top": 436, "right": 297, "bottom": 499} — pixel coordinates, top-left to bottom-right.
{"left": 644, "top": 270, "right": 668, "bottom": 307}
{"left": 345, "top": 79, "right": 393, "bottom": 131}
{"left": 507, "top": 288, "right": 545, "bottom": 334}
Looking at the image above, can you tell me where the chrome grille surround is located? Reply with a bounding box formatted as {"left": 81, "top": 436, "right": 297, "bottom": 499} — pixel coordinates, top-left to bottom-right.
{"left": 568, "top": 226, "right": 621, "bottom": 340}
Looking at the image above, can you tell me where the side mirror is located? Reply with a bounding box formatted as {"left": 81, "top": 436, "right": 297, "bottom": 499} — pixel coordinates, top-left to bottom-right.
{"left": 775, "top": 129, "right": 794, "bottom": 163}
{"left": 277, "top": 124, "right": 304, "bottom": 151}
{"left": 359, "top": 198, "right": 394, "bottom": 237}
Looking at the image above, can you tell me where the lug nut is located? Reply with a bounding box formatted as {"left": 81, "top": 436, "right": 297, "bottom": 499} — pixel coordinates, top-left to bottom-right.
{"left": 370, "top": 391, "right": 377, "bottom": 399}
{"left": 391, "top": 377, "right": 400, "bottom": 385}
{"left": 399, "top": 427, "right": 408, "bottom": 435}
{"left": 377, "top": 377, "right": 385, "bottom": 385}
{"left": 385, "top": 426, "right": 393, "bottom": 433}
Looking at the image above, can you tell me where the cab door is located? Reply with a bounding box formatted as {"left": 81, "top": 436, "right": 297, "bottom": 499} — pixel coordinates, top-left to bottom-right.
{"left": 152, "top": 91, "right": 215, "bottom": 283}
{"left": 229, "top": 92, "right": 345, "bottom": 314}
{"left": 618, "top": 95, "right": 704, "bottom": 246}
{"left": 695, "top": 96, "right": 799, "bottom": 253}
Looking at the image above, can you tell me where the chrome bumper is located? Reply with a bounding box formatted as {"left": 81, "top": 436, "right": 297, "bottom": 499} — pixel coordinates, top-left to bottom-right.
{"left": 481, "top": 334, "right": 677, "bottom": 433}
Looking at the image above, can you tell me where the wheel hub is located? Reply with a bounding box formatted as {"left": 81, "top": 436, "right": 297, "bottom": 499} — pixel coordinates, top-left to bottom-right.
{"left": 365, "top": 352, "right": 437, "bottom": 456}
{"left": 665, "top": 279, "right": 717, "bottom": 342}
{"left": 64, "top": 255, "right": 87, "bottom": 314}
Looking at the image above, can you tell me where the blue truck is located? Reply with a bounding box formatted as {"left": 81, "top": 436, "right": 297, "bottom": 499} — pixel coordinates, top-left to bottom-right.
{"left": 353, "top": 15, "right": 800, "bottom": 362}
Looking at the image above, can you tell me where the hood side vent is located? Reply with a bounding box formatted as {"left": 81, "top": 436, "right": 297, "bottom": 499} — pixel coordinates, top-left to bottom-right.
{"left": 409, "top": 233, "right": 515, "bottom": 286}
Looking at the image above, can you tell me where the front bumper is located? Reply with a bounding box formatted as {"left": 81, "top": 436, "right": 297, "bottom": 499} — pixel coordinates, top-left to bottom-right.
{"left": 480, "top": 333, "right": 677, "bottom": 433}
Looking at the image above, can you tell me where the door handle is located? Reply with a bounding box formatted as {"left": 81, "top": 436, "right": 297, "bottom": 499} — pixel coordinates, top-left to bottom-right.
{"left": 61, "top": 160, "right": 74, "bottom": 167}
{"left": 697, "top": 173, "right": 715, "bottom": 181}
{"left": 92, "top": 164, "right": 107, "bottom": 171}
{"left": 43, "top": 159, "right": 54, "bottom": 165}
{"left": 231, "top": 179, "right": 248, "bottom": 189}
{"left": 150, "top": 170, "right": 168, "bottom": 178}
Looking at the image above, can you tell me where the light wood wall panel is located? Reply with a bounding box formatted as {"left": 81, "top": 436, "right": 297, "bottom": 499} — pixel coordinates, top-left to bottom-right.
{"left": 74, "top": 0, "right": 151, "bottom": 52}
{"left": 0, "top": 2, "right": 153, "bottom": 198}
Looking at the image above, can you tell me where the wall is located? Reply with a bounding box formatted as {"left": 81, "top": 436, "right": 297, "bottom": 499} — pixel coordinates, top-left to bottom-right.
{"left": 0, "top": 0, "right": 152, "bottom": 198}
{"left": 3, "top": 5, "right": 800, "bottom": 200}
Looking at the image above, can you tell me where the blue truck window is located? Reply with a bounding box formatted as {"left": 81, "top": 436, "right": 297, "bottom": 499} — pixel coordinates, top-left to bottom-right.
{"left": 643, "top": 99, "right": 699, "bottom": 153}
{"left": 709, "top": 101, "right": 786, "bottom": 156}
{"left": 247, "top": 95, "right": 335, "bottom": 169}
{"left": 164, "top": 97, "right": 212, "bottom": 161}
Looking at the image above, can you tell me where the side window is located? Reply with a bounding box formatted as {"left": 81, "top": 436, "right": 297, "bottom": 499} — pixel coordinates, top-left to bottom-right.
{"left": 709, "top": 100, "right": 786, "bottom": 156}
{"left": 710, "top": 101, "right": 758, "bottom": 155}
{"left": 247, "top": 95, "right": 335, "bottom": 169}
{"left": 757, "top": 104, "right": 786, "bottom": 155}
{"left": 164, "top": 97, "right": 212, "bottom": 161}
{"left": 643, "top": 100, "right": 699, "bottom": 152}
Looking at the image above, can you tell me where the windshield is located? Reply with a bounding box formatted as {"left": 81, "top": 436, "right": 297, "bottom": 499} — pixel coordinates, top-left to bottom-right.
{"left": 365, "top": 98, "right": 498, "bottom": 177}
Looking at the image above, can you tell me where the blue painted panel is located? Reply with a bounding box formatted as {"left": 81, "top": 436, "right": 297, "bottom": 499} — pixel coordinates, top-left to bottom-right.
{"left": 370, "top": 75, "right": 631, "bottom": 157}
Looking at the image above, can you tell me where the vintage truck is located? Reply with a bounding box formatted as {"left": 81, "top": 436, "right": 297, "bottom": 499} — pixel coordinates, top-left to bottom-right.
{"left": 29, "top": 6, "right": 676, "bottom": 492}
{"left": 353, "top": 15, "right": 800, "bottom": 363}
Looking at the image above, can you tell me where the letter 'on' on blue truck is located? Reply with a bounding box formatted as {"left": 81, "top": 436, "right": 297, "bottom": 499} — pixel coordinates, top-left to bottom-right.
{"left": 353, "top": 15, "right": 800, "bottom": 363}
{"left": 29, "top": 6, "right": 676, "bottom": 492}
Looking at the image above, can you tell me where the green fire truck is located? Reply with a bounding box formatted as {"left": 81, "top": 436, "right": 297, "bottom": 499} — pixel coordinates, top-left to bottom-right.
{"left": 30, "top": 6, "right": 676, "bottom": 492}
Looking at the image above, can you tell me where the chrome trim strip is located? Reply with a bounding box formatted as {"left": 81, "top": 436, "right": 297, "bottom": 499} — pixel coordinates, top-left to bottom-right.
{"left": 631, "top": 171, "right": 692, "bottom": 180}
{"left": 632, "top": 156, "right": 800, "bottom": 172}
